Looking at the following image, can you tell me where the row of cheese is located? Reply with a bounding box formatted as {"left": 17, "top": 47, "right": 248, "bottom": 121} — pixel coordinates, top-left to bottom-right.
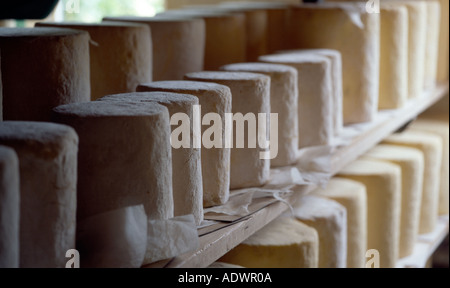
{"left": 215, "top": 117, "right": 449, "bottom": 268}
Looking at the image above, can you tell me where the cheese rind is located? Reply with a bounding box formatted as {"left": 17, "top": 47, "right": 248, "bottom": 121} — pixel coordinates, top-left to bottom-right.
{"left": 98, "top": 92, "right": 203, "bottom": 224}
{"left": 379, "top": 4, "right": 408, "bottom": 109}
{"left": 185, "top": 71, "right": 271, "bottom": 189}
{"left": 313, "top": 177, "right": 367, "bottom": 268}
{"left": 274, "top": 49, "right": 344, "bottom": 136}
{"left": 338, "top": 159, "right": 401, "bottom": 268}
{"left": 0, "top": 122, "right": 78, "bottom": 268}
{"left": 410, "top": 119, "right": 449, "bottom": 215}
{"left": 220, "top": 63, "right": 298, "bottom": 167}
{"left": 219, "top": 217, "right": 319, "bottom": 268}
{"left": 103, "top": 16, "right": 205, "bottom": 81}
{"left": 52, "top": 101, "right": 174, "bottom": 222}
{"left": 137, "top": 81, "right": 231, "bottom": 208}
{"left": 36, "top": 22, "right": 153, "bottom": 101}
{"left": 289, "top": 3, "right": 380, "bottom": 124}
{"left": 259, "top": 53, "right": 334, "bottom": 148}
{"left": 292, "top": 195, "right": 347, "bottom": 268}
{"left": 0, "top": 146, "right": 20, "bottom": 268}
{"left": 383, "top": 131, "right": 443, "bottom": 234}
{"left": 0, "top": 28, "right": 90, "bottom": 121}
{"left": 364, "top": 145, "right": 424, "bottom": 258}
{"left": 423, "top": 1, "right": 441, "bottom": 89}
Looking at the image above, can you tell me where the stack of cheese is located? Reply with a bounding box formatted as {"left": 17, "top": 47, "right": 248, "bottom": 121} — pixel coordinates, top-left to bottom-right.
{"left": 35, "top": 22, "right": 153, "bottom": 101}
{"left": 103, "top": 16, "right": 206, "bottom": 81}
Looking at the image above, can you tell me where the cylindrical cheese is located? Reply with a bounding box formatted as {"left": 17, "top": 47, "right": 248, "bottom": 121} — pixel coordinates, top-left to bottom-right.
{"left": 185, "top": 71, "right": 271, "bottom": 189}
{"left": 36, "top": 22, "right": 153, "bottom": 101}
{"left": 313, "top": 177, "right": 367, "bottom": 268}
{"left": 52, "top": 101, "right": 174, "bottom": 222}
{"left": 364, "top": 145, "right": 424, "bottom": 258}
{"left": 274, "top": 49, "right": 344, "bottom": 136}
{"left": 0, "top": 28, "right": 90, "bottom": 121}
{"left": 0, "top": 122, "right": 78, "bottom": 268}
{"left": 387, "top": 1, "right": 427, "bottom": 98}
{"left": 98, "top": 92, "right": 203, "bottom": 224}
{"left": 156, "top": 10, "right": 246, "bottom": 70}
{"left": 220, "top": 63, "right": 298, "bottom": 167}
{"left": 424, "top": 1, "right": 441, "bottom": 89}
{"left": 379, "top": 4, "right": 408, "bottom": 109}
{"left": 383, "top": 130, "right": 442, "bottom": 234}
{"left": 219, "top": 217, "right": 319, "bottom": 268}
{"left": 410, "top": 119, "right": 449, "bottom": 215}
{"left": 103, "top": 16, "right": 205, "bottom": 81}
{"left": 137, "top": 81, "right": 231, "bottom": 208}
{"left": 292, "top": 195, "right": 347, "bottom": 268}
{"left": 437, "top": 0, "right": 449, "bottom": 82}
{"left": 289, "top": 3, "right": 380, "bottom": 124}
{"left": 259, "top": 53, "right": 334, "bottom": 148}
{"left": 338, "top": 159, "right": 401, "bottom": 268}
{"left": 0, "top": 146, "right": 20, "bottom": 268}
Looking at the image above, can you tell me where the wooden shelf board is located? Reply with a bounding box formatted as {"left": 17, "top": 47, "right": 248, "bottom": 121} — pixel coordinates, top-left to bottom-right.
{"left": 144, "top": 82, "right": 449, "bottom": 268}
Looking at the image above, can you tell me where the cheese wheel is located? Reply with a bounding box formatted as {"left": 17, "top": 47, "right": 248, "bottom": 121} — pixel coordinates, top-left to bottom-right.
{"left": 185, "top": 71, "right": 271, "bottom": 189}
{"left": 387, "top": 1, "right": 427, "bottom": 98}
{"left": 156, "top": 10, "right": 246, "bottom": 70}
{"left": 289, "top": 3, "right": 380, "bottom": 124}
{"left": 219, "top": 217, "right": 319, "bottom": 268}
{"left": 313, "top": 178, "right": 367, "bottom": 268}
{"left": 383, "top": 131, "right": 442, "bottom": 234}
{"left": 137, "top": 81, "right": 231, "bottom": 208}
{"left": 0, "top": 146, "right": 19, "bottom": 268}
{"left": 52, "top": 101, "right": 174, "bottom": 222}
{"left": 423, "top": 1, "right": 441, "bottom": 89}
{"left": 103, "top": 16, "right": 205, "bottom": 81}
{"left": 0, "top": 122, "right": 78, "bottom": 268}
{"left": 259, "top": 53, "right": 334, "bottom": 148}
{"left": 437, "top": 0, "right": 449, "bottom": 82}
{"left": 36, "top": 22, "right": 152, "bottom": 101}
{"left": 274, "top": 49, "right": 344, "bottom": 136}
{"left": 378, "top": 4, "right": 408, "bottom": 109}
{"left": 218, "top": 5, "right": 268, "bottom": 61}
{"left": 220, "top": 63, "right": 298, "bottom": 167}
{"left": 220, "top": 2, "right": 290, "bottom": 54}
{"left": 98, "top": 92, "right": 203, "bottom": 224}
{"left": 0, "top": 28, "right": 90, "bottom": 121}
{"left": 292, "top": 195, "right": 347, "bottom": 268}
{"left": 364, "top": 145, "right": 424, "bottom": 258}
{"left": 410, "top": 119, "right": 449, "bottom": 215}
{"left": 338, "top": 159, "right": 401, "bottom": 268}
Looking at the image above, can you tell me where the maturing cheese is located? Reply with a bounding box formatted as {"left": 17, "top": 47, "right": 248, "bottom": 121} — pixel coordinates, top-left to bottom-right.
{"left": 53, "top": 101, "right": 174, "bottom": 222}
{"left": 423, "top": 1, "right": 441, "bottom": 89}
{"left": 219, "top": 217, "right": 319, "bottom": 268}
{"left": 185, "top": 71, "right": 271, "bottom": 190}
{"left": 288, "top": 3, "right": 380, "bottom": 124}
{"left": 0, "top": 28, "right": 90, "bottom": 121}
{"left": 0, "top": 122, "right": 78, "bottom": 268}
{"left": 338, "top": 159, "right": 401, "bottom": 268}
{"left": 383, "top": 130, "right": 442, "bottom": 234}
{"left": 0, "top": 146, "right": 20, "bottom": 268}
{"left": 291, "top": 195, "right": 347, "bottom": 268}
{"left": 220, "top": 63, "right": 298, "bottom": 167}
{"left": 137, "top": 81, "right": 231, "bottom": 208}
{"left": 410, "top": 119, "right": 449, "bottom": 215}
{"left": 364, "top": 145, "right": 424, "bottom": 258}
{"left": 103, "top": 16, "right": 205, "bottom": 81}
{"left": 274, "top": 49, "right": 344, "bottom": 136}
{"left": 379, "top": 4, "right": 408, "bottom": 109}
{"left": 99, "top": 92, "right": 203, "bottom": 224}
{"left": 36, "top": 22, "right": 152, "bottom": 101}
{"left": 156, "top": 10, "right": 246, "bottom": 70}
{"left": 313, "top": 177, "right": 367, "bottom": 268}
{"left": 259, "top": 53, "right": 334, "bottom": 148}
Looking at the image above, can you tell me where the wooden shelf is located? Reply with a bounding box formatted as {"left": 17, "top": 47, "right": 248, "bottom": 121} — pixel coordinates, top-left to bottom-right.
{"left": 144, "top": 82, "right": 449, "bottom": 268}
